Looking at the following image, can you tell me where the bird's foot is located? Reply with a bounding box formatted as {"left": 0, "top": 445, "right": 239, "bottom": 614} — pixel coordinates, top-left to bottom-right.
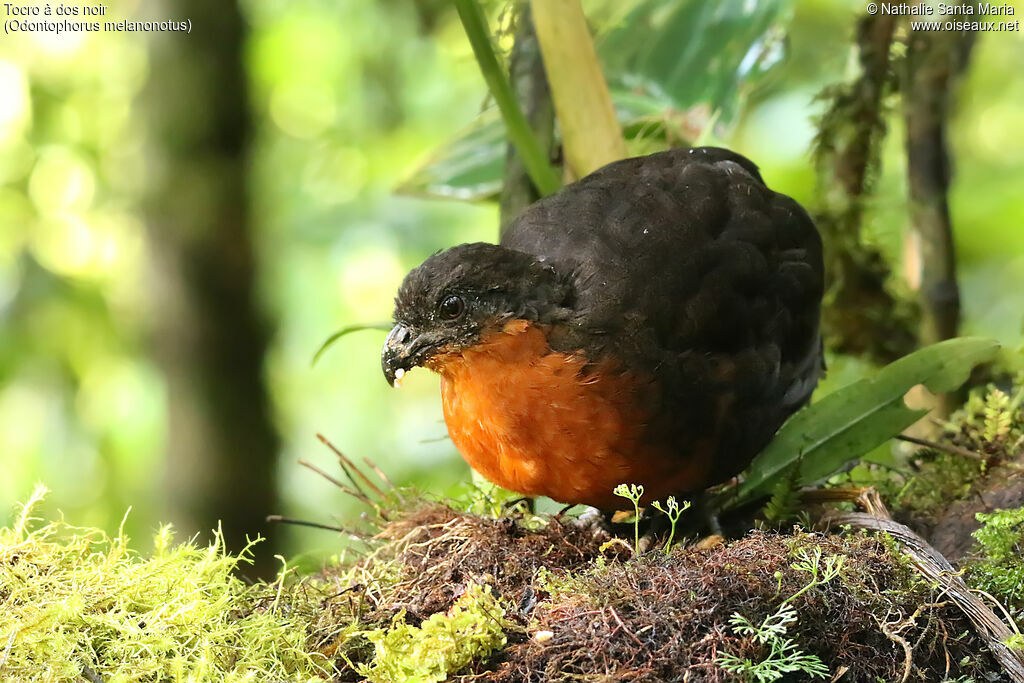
{"left": 571, "top": 506, "right": 612, "bottom": 537}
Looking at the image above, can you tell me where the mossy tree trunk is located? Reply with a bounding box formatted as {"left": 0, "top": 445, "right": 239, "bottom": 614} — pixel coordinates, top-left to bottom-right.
{"left": 902, "top": 21, "right": 976, "bottom": 347}
{"left": 142, "top": 0, "right": 280, "bottom": 577}
{"left": 813, "top": 13, "right": 918, "bottom": 363}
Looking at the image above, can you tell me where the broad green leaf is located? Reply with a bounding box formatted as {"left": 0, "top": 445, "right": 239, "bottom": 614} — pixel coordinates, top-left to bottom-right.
{"left": 395, "top": 112, "right": 506, "bottom": 201}
{"left": 396, "top": 97, "right": 710, "bottom": 201}
{"left": 399, "top": 0, "right": 791, "bottom": 201}
{"left": 598, "top": 0, "right": 789, "bottom": 123}
{"left": 732, "top": 337, "right": 1000, "bottom": 506}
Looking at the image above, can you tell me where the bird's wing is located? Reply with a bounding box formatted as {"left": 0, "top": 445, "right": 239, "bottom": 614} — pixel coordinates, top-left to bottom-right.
{"left": 503, "top": 148, "right": 821, "bottom": 352}
{"left": 502, "top": 147, "right": 824, "bottom": 476}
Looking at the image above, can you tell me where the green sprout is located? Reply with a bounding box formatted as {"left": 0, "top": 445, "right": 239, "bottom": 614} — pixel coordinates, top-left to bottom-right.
{"left": 651, "top": 496, "right": 691, "bottom": 554}
{"left": 717, "top": 605, "right": 830, "bottom": 682}
{"left": 311, "top": 323, "right": 392, "bottom": 366}
{"left": 613, "top": 483, "right": 645, "bottom": 554}
{"left": 785, "top": 547, "right": 845, "bottom": 606}
{"left": 717, "top": 548, "right": 843, "bottom": 681}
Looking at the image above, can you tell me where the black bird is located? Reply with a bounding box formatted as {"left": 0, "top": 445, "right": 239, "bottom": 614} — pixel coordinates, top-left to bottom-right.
{"left": 382, "top": 147, "right": 824, "bottom": 507}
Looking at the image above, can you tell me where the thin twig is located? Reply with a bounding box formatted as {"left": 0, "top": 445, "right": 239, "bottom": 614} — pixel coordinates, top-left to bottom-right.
{"left": 311, "top": 323, "right": 390, "bottom": 366}
{"left": 317, "top": 434, "right": 386, "bottom": 499}
{"left": 801, "top": 485, "right": 890, "bottom": 518}
{"left": 363, "top": 457, "right": 404, "bottom": 503}
{"left": 970, "top": 588, "right": 1022, "bottom": 635}
{"left": 875, "top": 612, "right": 913, "bottom": 683}
{"left": 298, "top": 459, "right": 373, "bottom": 507}
{"left": 265, "top": 515, "right": 347, "bottom": 533}
{"left": 830, "top": 665, "right": 850, "bottom": 682}
{"left": 895, "top": 433, "right": 986, "bottom": 461}
{"left": 821, "top": 512, "right": 1024, "bottom": 681}
{"left": 607, "top": 607, "right": 645, "bottom": 648}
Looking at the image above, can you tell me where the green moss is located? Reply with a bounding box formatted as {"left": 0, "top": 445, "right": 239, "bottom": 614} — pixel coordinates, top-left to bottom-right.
{"left": 843, "top": 380, "right": 1024, "bottom": 523}
{"left": 353, "top": 582, "right": 509, "bottom": 683}
{"left": 964, "top": 506, "right": 1024, "bottom": 621}
{"left": 971, "top": 507, "right": 1024, "bottom": 561}
{"left": 947, "top": 381, "right": 1024, "bottom": 455}
{"left": 1, "top": 485, "right": 1008, "bottom": 681}
{"left": 0, "top": 486, "right": 332, "bottom": 682}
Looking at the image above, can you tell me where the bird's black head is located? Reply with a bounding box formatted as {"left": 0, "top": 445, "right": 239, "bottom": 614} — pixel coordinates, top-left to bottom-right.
{"left": 382, "top": 242, "right": 571, "bottom": 386}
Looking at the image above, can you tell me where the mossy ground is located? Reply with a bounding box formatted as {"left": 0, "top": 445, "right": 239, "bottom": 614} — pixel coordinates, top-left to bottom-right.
{"left": 885, "top": 381, "right": 1023, "bottom": 528}
{"left": 0, "top": 486, "right": 333, "bottom": 682}
{"left": 3, "top": 381, "right": 1022, "bottom": 681}
{"left": 6, "top": 487, "right": 1013, "bottom": 682}
{"left": 3, "top": 491, "right": 1020, "bottom": 682}
{"left": 313, "top": 500, "right": 1006, "bottom": 682}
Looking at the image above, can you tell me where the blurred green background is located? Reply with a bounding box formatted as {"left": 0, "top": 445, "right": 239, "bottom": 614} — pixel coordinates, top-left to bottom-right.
{"left": 1, "top": 0, "right": 1022, "bottom": 569}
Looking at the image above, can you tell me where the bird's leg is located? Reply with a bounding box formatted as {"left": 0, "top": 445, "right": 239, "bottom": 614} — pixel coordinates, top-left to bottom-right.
{"left": 693, "top": 491, "right": 724, "bottom": 537}
{"left": 571, "top": 506, "right": 613, "bottom": 535}
{"left": 637, "top": 506, "right": 670, "bottom": 554}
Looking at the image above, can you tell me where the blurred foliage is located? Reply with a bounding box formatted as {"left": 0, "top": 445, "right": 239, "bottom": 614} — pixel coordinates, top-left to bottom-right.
{"left": 401, "top": 0, "right": 792, "bottom": 200}
{"left": 0, "top": 0, "right": 1023, "bottom": 563}
{"left": 0, "top": 0, "right": 157, "bottom": 537}
{"left": 946, "top": 379, "right": 1024, "bottom": 455}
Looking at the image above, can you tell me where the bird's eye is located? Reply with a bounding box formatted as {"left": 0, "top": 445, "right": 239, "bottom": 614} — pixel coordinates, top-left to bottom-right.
{"left": 438, "top": 295, "right": 465, "bottom": 320}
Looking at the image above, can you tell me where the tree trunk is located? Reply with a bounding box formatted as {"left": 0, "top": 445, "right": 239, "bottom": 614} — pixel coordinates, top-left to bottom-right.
{"left": 142, "top": 0, "right": 280, "bottom": 577}
{"left": 813, "top": 13, "right": 918, "bottom": 363}
{"left": 903, "top": 20, "right": 976, "bottom": 347}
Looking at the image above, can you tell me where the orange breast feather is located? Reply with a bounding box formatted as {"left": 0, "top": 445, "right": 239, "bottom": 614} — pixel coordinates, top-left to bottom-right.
{"left": 430, "top": 320, "right": 713, "bottom": 508}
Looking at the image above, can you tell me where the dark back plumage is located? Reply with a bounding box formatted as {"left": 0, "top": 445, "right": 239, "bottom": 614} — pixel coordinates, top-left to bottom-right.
{"left": 501, "top": 146, "right": 825, "bottom": 481}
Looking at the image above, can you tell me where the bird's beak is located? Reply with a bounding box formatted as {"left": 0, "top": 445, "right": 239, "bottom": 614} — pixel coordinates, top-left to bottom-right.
{"left": 382, "top": 323, "right": 431, "bottom": 387}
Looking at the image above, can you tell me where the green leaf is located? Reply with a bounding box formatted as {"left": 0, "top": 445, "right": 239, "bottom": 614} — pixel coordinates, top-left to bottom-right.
{"left": 454, "top": 0, "right": 561, "bottom": 196}
{"left": 311, "top": 323, "right": 392, "bottom": 366}
{"left": 598, "top": 0, "right": 789, "bottom": 123}
{"left": 733, "top": 337, "right": 1000, "bottom": 506}
{"left": 399, "top": 0, "right": 791, "bottom": 201}
{"left": 396, "top": 112, "right": 506, "bottom": 201}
